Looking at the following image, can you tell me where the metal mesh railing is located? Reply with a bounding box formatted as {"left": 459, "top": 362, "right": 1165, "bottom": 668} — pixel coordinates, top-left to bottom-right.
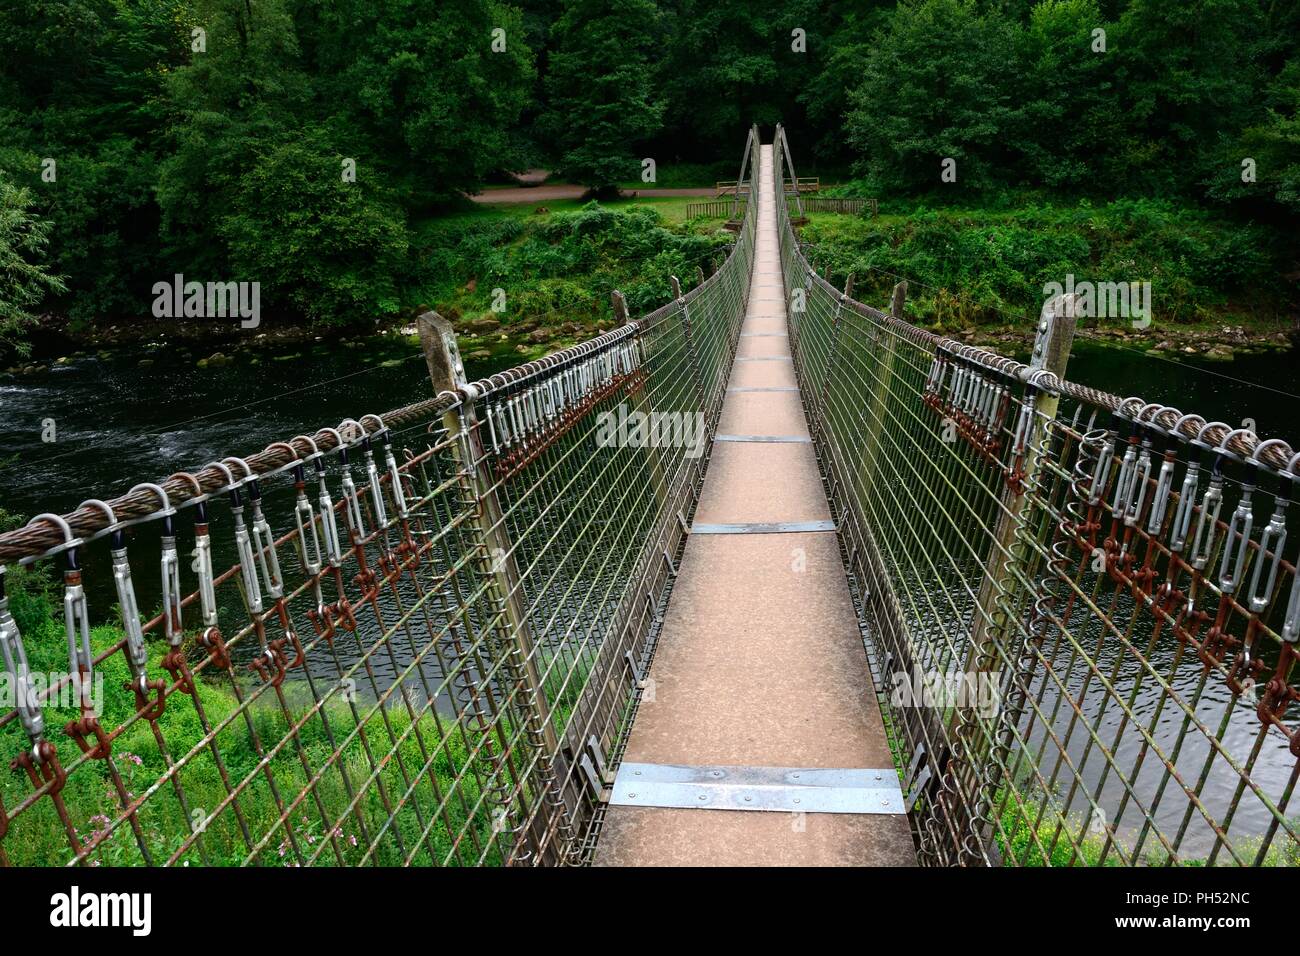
{"left": 0, "top": 130, "right": 761, "bottom": 868}
{"left": 775, "top": 125, "right": 1300, "bottom": 867}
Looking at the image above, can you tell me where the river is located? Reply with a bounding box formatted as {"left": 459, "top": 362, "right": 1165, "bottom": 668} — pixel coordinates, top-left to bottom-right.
{"left": 5, "top": 336, "right": 1297, "bottom": 526}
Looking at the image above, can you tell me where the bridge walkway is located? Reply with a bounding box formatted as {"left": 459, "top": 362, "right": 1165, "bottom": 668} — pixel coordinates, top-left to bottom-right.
{"left": 593, "top": 145, "right": 915, "bottom": 866}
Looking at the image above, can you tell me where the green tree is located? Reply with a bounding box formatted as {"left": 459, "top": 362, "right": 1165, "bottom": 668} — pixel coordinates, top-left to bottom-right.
{"left": 1014, "top": 0, "right": 1123, "bottom": 190}
{"left": 156, "top": 0, "right": 311, "bottom": 277}
{"left": 219, "top": 132, "right": 410, "bottom": 324}
{"left": 159, "top": 0, "right": 533, "bottom": 325}
{"left": 297, "top": 0, "right": 534, "bottom": 204}
{"left": 1107, "top": 0, "right": 1268, "bottom": 194}
{"left": 0, "top": 0, "right": 185, "bottom": 321}
{"left": 655, "top": 0, "right": 793, "bottom": 160}
{"left": 539, "top": 0, "right": 664, "bottom": 192}
{"left": 0, "top": 173, "right": 65, "bottom": 357}
{"left": 1205, "top": 58, "right": 1300, "bottom": 214}
{"left": 843, "top": 0, "right": 1026, "bottom": 194}
{"left": 797, "top": 0, "right": 894, "bottom": 161}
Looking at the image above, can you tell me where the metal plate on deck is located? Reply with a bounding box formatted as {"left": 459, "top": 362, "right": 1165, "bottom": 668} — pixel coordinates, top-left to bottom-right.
{"left": 727, "top": 386, "right": 798, "bottom": 392}
{"left": 715, "top": 434, "right": 811, "bottom": 443}
{"left": 735, "top": 356, "right": 793, "bottom": 362}
{"left": 691, "top": 520, "right": 835, "bottom": 534}
{"left": 610, "top": 763, "right": 905, "bottom": 814}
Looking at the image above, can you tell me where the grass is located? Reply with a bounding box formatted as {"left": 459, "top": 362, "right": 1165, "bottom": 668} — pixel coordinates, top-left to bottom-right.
{"left": 616, "top": 160, "right": 738, "bottom": 191}
{"left": 464, "top": 194, "right": 705, "bottom": 224}
{"left": 0, "top": 616, "right": 508, "bottom": 866}
{"left": 0, "top": 541, "right": 607, "bottom": 867}
{"left": 991, "top": 785, "right": 1300, "bottom": 867}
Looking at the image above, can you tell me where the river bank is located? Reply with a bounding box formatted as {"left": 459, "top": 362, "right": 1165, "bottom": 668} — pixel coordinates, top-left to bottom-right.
{"left": 948, "top": 318, "right": 1296, "bottom": 364}
{"left": 10, "top": 305, "right": 1295, "bottom": 380}
{"left": 3, "top": 309, "right": 617, "bottom": 378}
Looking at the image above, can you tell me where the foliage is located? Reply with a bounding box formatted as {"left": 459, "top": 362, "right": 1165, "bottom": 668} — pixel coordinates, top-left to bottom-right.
{"left": 845, "top": 0, "right": 1025, "bottom": 194}
{"left": 798, "top": 199, "right": 1281, "bottom": 330}
{"left": 538, "top": 0, "right": 664, "bottom": 191}
{"left": 0, "top": 174, "right": 65, "bottom": 355}
{"left": 416, "top": 201, "right": 729, "bottom": 328}
{"left": 842, "top": 0, "right": 1296, "bottom": 214}
{"left": 0, "top": 0, "right": 1296, "bottom": 346}
{"left": 0, "top": 0, "right": 184, "bottom": 324}
{"left": 215, "top": 132, "right": 411, "bottom": 324}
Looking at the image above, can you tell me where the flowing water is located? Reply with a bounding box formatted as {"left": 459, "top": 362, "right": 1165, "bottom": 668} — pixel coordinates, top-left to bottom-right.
{"left": 5, "top": 336, "right": 1295, "bottom": 535}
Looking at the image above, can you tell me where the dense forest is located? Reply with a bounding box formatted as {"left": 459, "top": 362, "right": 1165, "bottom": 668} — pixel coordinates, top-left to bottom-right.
{"left": 1, "top": 0, "right": 1297, "bottom": 357}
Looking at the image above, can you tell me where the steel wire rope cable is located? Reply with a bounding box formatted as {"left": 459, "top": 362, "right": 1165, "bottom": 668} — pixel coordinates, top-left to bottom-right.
{"left": 439, "top": 175, "right": 759, "bottom": 863}
{"left": 788, "top": 245, "right": 1300, "bottom": 473}
{"left": 0, "top": 131, "right": 764, "bottom": 866}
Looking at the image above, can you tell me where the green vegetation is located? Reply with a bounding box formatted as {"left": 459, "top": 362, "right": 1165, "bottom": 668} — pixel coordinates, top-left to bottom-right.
{"left": 0, "top": 512, "right": 608, "bottom": 867}
{"left": 841, "top": 0, "right": 1298, "bottom": 208}
{"left": 539, "top": 0, "right": 664, "bottom": 192}
{"left": 798, "top": 199, "right": 1286, "bottom": 333}
{"left": 0, "top": 0, "right": 1295, "bottom": 355}
{"left": 0, "top": 175, "right": 65, "bottom": 356}
{"left": 993, "top": 789, "right": 1300, "bottom": 867}
{"left": 0, "top": 616, "right": 500, "bottom": 866}
{"left": 414, "top": 201, "right": 731, "bottom": 356}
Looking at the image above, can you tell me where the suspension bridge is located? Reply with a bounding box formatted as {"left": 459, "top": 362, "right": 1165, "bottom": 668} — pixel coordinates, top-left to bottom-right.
{"left": 0, "top": 128, "right": 1296, "bottom": 867}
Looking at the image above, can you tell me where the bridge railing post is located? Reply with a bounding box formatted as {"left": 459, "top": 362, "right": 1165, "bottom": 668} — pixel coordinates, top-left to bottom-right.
{"left": 418, "top": 311, "right": 575, "bottom": 866}
{"left": 953, "top": 293, "right": 1078, "bottom": 859}
{"left": 854, "top": 281, "right": 907, "bottom": 509}
{"left": 732, "top": 126, "right": 755, "bottom": 221}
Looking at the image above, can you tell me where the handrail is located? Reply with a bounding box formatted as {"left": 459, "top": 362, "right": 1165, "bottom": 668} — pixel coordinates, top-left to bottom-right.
{"left": 0, "top": 123, "right": 765, "bottom": 868}
{"left": 774, "top": 121, "right": 1300, "bottom": 869}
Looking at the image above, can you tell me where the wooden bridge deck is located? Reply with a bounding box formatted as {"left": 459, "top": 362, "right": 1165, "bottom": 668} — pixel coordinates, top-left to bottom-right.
{"left": 594, "top": 146, "right": 914, "bottom": 867}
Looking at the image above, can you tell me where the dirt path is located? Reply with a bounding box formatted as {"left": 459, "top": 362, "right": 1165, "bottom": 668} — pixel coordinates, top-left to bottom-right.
{"left": 469, "top": 185, "right": 716, "bottom": 203}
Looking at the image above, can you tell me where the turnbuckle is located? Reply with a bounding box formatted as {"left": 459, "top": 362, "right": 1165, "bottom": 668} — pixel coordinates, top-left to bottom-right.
{"left": 89, "top": 497, "right": 166, "bottom": 720}
{"left": 334, "top": 421, "right": 368, "bottom": 543}
{"left": 289, "top": 435, "right": 325, "bottom": 577}
{"left": 1188, "top": 423, "right": 1231, "bottom": 575}
{"left": 186, "top": 475, "right": 231, "bottom": 671}
{"left": 157, "top": 476, "right": 199, "bottom": 695}
{"left": 0, "top": 567, "right": 46, "bottom": 754}
{"left": 311, "top": 433, "right": 345, "bottom": 568}
{"left": 1217, "top": 434, "right": 1259, "bottom": 597}
{"left": 26, "top": 513, "right": 110, "bottom": 760}
{"left": 358, "top": 419, "right": 389, "bottom": 530}
{"left": 1277, "top": 453, "right": 1300, "bottom": 644}
{"left": 1242, "top": 441, "right": 1292, "bottom": 616}
{"left": 1144, "top": 412, "right": 1182, "bottom": 537}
